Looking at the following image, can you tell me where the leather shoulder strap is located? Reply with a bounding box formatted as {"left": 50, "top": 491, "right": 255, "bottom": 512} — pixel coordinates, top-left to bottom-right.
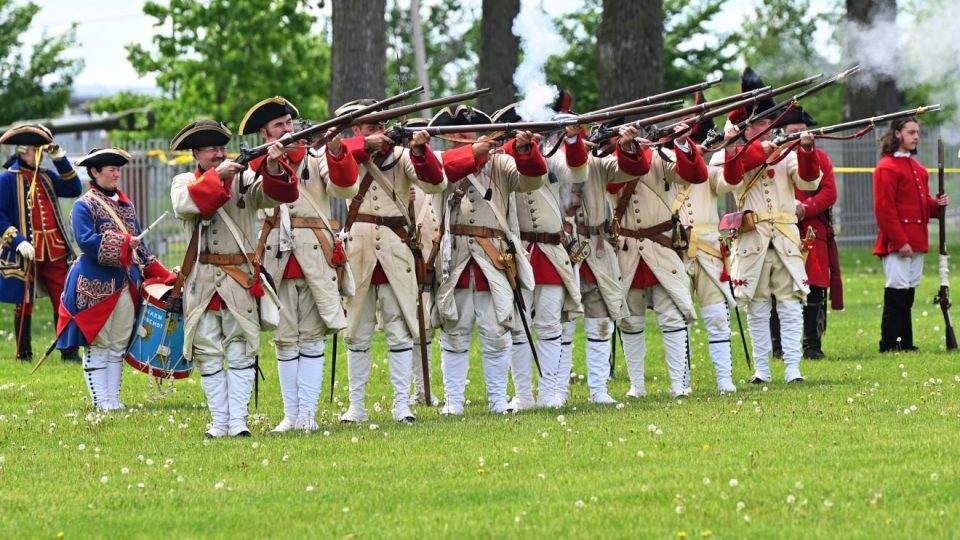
{"left": 344, "top": 173, "right": 375, "bottom": 232}
{"left": 612, "top": 179, "right": 640, "bottom": 226}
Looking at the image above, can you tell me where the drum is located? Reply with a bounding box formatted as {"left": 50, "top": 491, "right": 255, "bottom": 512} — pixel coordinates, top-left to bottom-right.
{"left": 125, "top": 278, "right": 192, "bottom": 379}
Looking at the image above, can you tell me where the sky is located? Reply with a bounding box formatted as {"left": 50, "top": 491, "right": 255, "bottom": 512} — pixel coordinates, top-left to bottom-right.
{"left": 21, "top": 0, "right": 841, "bottom": 97}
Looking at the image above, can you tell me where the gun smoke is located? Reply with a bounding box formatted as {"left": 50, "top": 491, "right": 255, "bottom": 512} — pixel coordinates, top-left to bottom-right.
{"left": 512, "top": 3, "right": 566, "bottom": 122}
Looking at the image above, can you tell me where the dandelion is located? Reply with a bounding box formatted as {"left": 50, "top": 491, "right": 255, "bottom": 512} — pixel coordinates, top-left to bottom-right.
{"left": 538, "top": 473, "right": 546, "bottom": 480}
{"left": 931, "top": 473, "right": 939, "bottom": 481}
{"left": 100, "top": 475, "right": 109, "bottom": 484}
{"left": 823, "top": 499, "right": 833, "bottom": 509}
{"left": 556, "top": 414, "right": 566, "bottom": 424}
{"left": 762, "top": 386, "right": 768, "bottom": 392}
{"left": 369, "top": 424, "right": 379, "bottom": 431}
{"left": 214, "top": 481, "right": 224, "bottom": 490}
{"left": 541, "top": 431, "right": 549, "bottom": 438}
{"left": 78, "top": 444, "right": 86, "bottom": 451}
{"left": 306, "top": 485, "right": 315, "bottom": 492}
{"left": 902, "top": 372, "right": 908, "bottom": 378}
{"left": 282, "top": 455, "right": 289, "bottom": 462}
{"left": 145, "top": 458, "right": 154, "bottom": 466}
{"left": 615, "top": 403, "right": 625, "bottom": 410}
{"left": 729, "top": 478, "right": 739, "bottom": 487}
{"left": 351, "top": 436, "right": 359, "bottom": 444}
{"left": 674, "top": 505, "right": 684, "bottom": 514}
{"left": 262, "top": 459, "right": 269, "bottom": 467}
{"left": 0, "top": 456, "right": 5, "bottom": 464}
{"left": 177, "top": 476, "right": 185, "bottom": 483}
{"left": 847, "top": 398, "right": 854, "bottom": 404}
{"left": 121, "top": 467, "right": 129, "bottom": 475}
{"left": 137, "top": 454, "right": 145, "bottom": 462}
{"left": 636, "top": 450, "right": 645, "bottom": 458}
{"left": 647, "top": 424, "right": 657, "bottom": 433}
{"left": 137, "top": 483, "right": 145, "bottom": 489}
{"left": 856, "top": 364, "right": 862, "bottom": 371}
{"left": 703, "top": 477, "right": 711, "bottom": 485}
{"left": 574, "top": 500, "right": 586, "bottom": 508}
{"left": 677, "top": 532, "right": 687, "bottom": 539}
{"left": 743, "top": 515, "right": 751, "bottom": 523}
{"left": 736, "top": 501, "right": 746, "bottom": 512}
{"left": 251, "top": 442, "right": 259, "bottom": 449}
{"left": 323, "top": 431, "right": 331, "bottom": 437}
{"left": 786, "top": 494, "right": 796, "bottom": 504}
{"left": 342, "top": 507, "right": 350, "bottom": 513}
{"left": 795, "top": 481, "right": 803, "bottom": 489}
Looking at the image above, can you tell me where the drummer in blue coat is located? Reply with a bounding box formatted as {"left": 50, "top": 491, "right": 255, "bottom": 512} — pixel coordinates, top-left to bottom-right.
{"left": 0, "top": 124, "right": 82, "bottom": 362}
{"left": 56, "top": 148, "right": 174, "bottom": 411}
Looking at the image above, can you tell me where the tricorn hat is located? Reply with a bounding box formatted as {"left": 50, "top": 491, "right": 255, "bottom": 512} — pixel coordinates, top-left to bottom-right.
{"left": 490, "top": 103, "right": 522, "bottom": 124}
{"left": 0, "top": 124, "right": 54, "bottom": 146}
{"left": 334, "top": 98, "right": 382, "bottom": 118}
{"left": 429, "top": 105, "right": 491, "bottom": 127}
{"left": 75, "top": 147, "right": 132, "bottom": 168}
{"left": 238, "top": 96, "right": 299, "bottom": 135}
{"left": 401, "top": 117, "right": 430, "bottom": 128}
{"left": 170, "top": 119, "right": 233, "bottom": 151}
{"left": 773, "top": 106, "right": 818, "bottom": 128}
{"left": 689, "top": 91, "right": 716, "bottom": 144}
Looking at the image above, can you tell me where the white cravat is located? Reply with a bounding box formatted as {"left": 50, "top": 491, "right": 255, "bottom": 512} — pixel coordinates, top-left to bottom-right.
{"left": 893, "top": 152, "right": 912, "bottom": 158}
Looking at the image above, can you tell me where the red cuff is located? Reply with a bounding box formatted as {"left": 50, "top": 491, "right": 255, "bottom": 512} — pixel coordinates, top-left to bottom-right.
{"left": 929, "top": 196, "right": 941, "bottom": 219}
{"left": 120, "top": 234, "right": 133, "bottom": 267}
{"left": 187, "top": 168, "right": 231, "bottom": 219}
{"left": 343, "top": 136, "right": 372, "bottom": 164}
{"left": 740, "top": 140, "right": 768, "bottom": 172}
{"left": 409, "top": 146, "right": 444, "bottom": 185}
{"left": 502, "top": 139, "right": 548, "bottom": 177}
{"left": 723, "top": 151, "right": 744, "bottom": 185}
{"left": 144, "top": 260, "right": 173, "bottom": 281}
{"left": 261, "top": 161, "right": 299, "bottom": 203}
{"left": 796, "top": 145, "right": 821, "bottom": 182}
{"left": 326, "top": 145, "right": 360, "bottom": 188}
{"left": 564, "top": 133, "right": 589, "bottom": 168}
{"left": 674, "top": 143, "right": 708, "bottom": 184}
{"left": 615, "top": 144, "right": 650, "bottom": 177}
{"left": 441, "top": 144, "right": 483, "bottom": 183}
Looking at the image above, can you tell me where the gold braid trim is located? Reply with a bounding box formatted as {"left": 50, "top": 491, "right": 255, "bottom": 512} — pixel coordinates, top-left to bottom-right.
{"left": 2, "top": 226, "right": 17, "bottom": 246}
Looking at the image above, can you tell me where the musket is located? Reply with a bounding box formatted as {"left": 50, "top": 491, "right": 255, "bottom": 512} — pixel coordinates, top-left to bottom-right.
{"left": 385, "top": 100, "right": 686, "bottom": 141}
{"left": 586, "top": 78, "right": 723, "bottom": 115}
{"left": 586, "top": 86, "right": 775, "bottom": 148}
{"left": 235, "top": 86, "right": 425, "bottom": 166}
{"left": 772, "top": 105, "right": 942, "bottom": 146}
{"left": 934, "top": 138, "right": 958, "bottom": 350}
{"left": 354, "top": 88, "right": 491, "bottom": 125}
{"left": 701, "top": 70, "right": 840, "bottom": 148}
{"left": 329, "top": 332, "right": 338, "bottom": 402}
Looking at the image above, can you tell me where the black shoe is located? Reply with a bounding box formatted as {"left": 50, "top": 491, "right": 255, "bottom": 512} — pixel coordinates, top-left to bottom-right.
{"left": 233, "top": 430, "right": 253, "bottom": 437}
{"left": 14, "top": 312, "right": 32, "bottom": 361}
{"left": 61, "top": 348, "right": 81, "bottom": 362}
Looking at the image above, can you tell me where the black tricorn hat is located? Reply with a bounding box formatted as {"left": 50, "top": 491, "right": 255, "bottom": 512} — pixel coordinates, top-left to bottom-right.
{"left": 170, "top": 120, "right": 233, "bottom": 151}
{"left": 238, "top": 96, "right": 299, "bottom": 135}
{"left": 401, "top": 117, "right": 430, "bottom": 128}
{"left": 0, "top": 124, "right": 54, "bottom": 146}
{"left": 773, "top": 106, "right": 818, "bottom": 128}
{"left": 742, "top": 67, "right": 776, "bottom": 116}
{"left": 429, "top": 105, "right": 491, "bottom": 127}
{"left": 334, "top": 98, "right": 382, "bottom": 118}
{"left": 689, "top": 91, "right": 716, "bottom": 144}
{"left": 75, "top": 147, "right": 132, "bottom": 168}
{"left": 490, "top": 103, "right": 522, "bottom": 124}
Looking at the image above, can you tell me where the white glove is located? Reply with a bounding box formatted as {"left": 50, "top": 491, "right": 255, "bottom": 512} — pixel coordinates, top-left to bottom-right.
{"left": 47, "top": 144, "right": 66, "bottom": 160}
{"left": 16, "top": 242, "right": 35, "bottom": 261}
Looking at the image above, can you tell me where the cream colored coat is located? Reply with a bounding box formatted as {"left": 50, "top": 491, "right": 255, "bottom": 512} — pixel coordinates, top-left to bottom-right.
{"left": 612, "top": 149, "right": 699, "bottom": 322}
{"left": 715, "top": 149, "right": 822, "bottom": 301}
{"left": 565, "top": 152, "right": 640, "bottom": 320}
{"left": 172, "top": 169, "right": 285, "bottom": 360}
{"left": 675, "top": 160, "right": 737, "bottom": 307}
{"left": 512, "top": 151, "right": 584, "bottom": 321}
{"left": 435, "top": 153, "right": 543, "bottom": 329}
{"left": 411, "top": 183, "right": 441, "bottom": 330}
{"left": 262, "top": 151, "right": 359, "bottom": 333}
{"left": 344, "top": 146, "right": 447, "bottom": 342}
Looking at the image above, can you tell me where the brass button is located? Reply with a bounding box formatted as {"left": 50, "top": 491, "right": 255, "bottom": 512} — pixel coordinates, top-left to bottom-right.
{"left": 212, "top": 229, "right": 218, "bottom": 234}
{"left": 468, "top": 238, "right": 475, "bottom": 245}
{"left": 373, "top": 196, "right": 378, "bottom": 201}
{"left": 216, "top": 281, "right": 222, "bottom": 287}
{"left": 213, "top": 240, "right": 219, "bottom": 245}
{"left": 469, "top": 219, "right": 476, "bottom": 224}
{"left": 375, "top": 245, "right": 380, "bottom": 250}
{"left": 374, "top": 206, "right": 380, "bottom": 211}
{"left": 375, "top": 236, "right": 381, "bottom": 241}
{"left": 313, "top": 245, "right": 319, "bottom": 250}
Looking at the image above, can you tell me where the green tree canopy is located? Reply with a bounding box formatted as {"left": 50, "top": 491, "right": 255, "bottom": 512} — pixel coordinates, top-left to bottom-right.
{"left": 0, "top": 0, "right": 82, "bottom": 125}
{"left": 107, "top": 0, "right": 331, "bottom": 141}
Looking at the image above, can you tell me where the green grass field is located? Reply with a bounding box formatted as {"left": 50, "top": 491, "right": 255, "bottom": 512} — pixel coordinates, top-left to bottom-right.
{"left": 1, "top": 246, "right": 958, "bottom": 539}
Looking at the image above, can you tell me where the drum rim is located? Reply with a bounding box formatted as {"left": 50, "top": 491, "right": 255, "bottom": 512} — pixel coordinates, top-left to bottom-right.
{"left": 125, "top": 354, "right": 193, "bottom": 379}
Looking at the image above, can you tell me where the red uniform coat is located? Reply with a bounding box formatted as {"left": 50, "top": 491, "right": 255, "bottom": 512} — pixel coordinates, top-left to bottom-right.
{"left": 796, "top": 148, "right": 837, "bottom": 287}
{"left": 873, "top": 154, "right": 940, "bottom": 256}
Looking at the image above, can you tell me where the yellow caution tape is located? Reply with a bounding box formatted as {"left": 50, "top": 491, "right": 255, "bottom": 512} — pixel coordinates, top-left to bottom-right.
{"left": 834, "top": 167, "right": 960, "bottom": 173}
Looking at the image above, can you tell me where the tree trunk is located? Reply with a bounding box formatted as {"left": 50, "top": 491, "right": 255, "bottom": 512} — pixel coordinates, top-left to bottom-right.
{"left": 476, "top": 0, "right": 520, "bottom": 113}
{"left": 330, "top": 0, "right": 387, "bottom": 116}
{"left": 597, "top": 0, "right": 663, "bottom": 108}
{"left": 841, "top": 0, "right": 899, "bottom": 245}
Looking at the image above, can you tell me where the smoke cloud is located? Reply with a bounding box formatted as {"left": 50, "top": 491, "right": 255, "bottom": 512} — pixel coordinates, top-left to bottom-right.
{"left": 512, "top": 3, "right": 566, "bottom": 122}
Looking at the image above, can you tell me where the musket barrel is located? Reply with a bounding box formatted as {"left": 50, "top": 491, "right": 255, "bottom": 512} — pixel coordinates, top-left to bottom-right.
{"left": 357, "top": 88, "right": 491, "bottom": 124}
{"left": 587, "top": 78, "right": 723, "bottom": 115}
{"left": 774, "top": 105, "right": 941, "bottom": 145}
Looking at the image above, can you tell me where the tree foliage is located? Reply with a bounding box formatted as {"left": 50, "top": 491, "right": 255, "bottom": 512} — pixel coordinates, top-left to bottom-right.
{"left": 385, "top": 0, "right": 479, "bottom": 99}
{"left": 0, "top": 0, "right": 82, "bottom": 125}
{"left": 107, "top": 0, "right": 330, "bottom": 140}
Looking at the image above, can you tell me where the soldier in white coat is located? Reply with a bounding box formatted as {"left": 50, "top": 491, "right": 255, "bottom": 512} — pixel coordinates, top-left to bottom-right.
{"left": 557, "top": 123, "right": 648, "bottom": 404}
{"left": 244, "top": 97, "right": 362, "bottom": 433}
{"left": 489, "top": 105, "right": 583, "bottom": 410}
{"left": 607, "top": 123, "right": 710, "bottom": 398}
{"left": 170, "top": 119, "right": 298, "bottom": 438}
{"left": 337, "top": 99, "right": 447, "bottom": 423}
{"left": 717, "top": 123, "right": 821, "bottom": 384}
{"left": 432, "top": 105, "right": 549, "bottom": 415}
